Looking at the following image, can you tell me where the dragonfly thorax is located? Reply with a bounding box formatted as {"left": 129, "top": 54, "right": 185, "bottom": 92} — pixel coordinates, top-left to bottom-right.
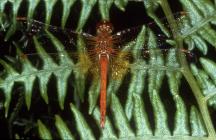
{"left": 98, "top": 53, "right": 110, "bottom": 60}
{"left": 98, "top": 45, "right": 111, "bottom": 54}
{"left": 94, "top": 42, "right": 114, "bottom": 60}
{"left": 94, "top": 35, "right": 114, "bottom": 56}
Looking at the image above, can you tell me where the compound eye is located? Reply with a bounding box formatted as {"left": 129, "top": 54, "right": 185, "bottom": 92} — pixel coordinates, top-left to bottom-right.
{"left": 108, "top": 25, "right": 113, "bottom": 33}
{"left": 105, "top": 25, "right": 113, "bottom": 33}
{"left": 96, "top": 20, "right": 113, "bottom": 34}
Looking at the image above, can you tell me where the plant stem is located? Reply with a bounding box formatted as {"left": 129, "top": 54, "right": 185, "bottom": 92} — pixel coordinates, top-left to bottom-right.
{"left": 160, "top": 0, "right": 216, "bottom": 138}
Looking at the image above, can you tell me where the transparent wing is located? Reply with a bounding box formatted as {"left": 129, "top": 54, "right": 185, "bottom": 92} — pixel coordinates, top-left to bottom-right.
{"left": 16, "top": 47, "right": 195, "bottom": 71}
{"left": 12, "top": 12, "right": 188, "bottom": 55}
{"left": 111, "top": 11, "right": 188, "bottom": 49}
{"left": 109, "top": 47, "right": 195, "bottom": 80}
{"left": 11, "top": 17, "right": 95, "bottom": 54}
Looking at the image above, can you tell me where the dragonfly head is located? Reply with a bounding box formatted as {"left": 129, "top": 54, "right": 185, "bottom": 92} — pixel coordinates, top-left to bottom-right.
{"left": 96, "top": 20, "right": 113, "bottom": 35}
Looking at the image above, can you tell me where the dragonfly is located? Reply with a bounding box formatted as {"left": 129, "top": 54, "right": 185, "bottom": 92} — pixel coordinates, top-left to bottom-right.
{"left": 5, "top": 12, "right": 194, "bottom": 128}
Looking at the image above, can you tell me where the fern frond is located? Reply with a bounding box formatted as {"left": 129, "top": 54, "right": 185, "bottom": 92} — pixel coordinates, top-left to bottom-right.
{"left": 55, "top": 115, "right": 75, "bottom": 139}
{"left": 37, "top": 120, "right": 52, "bottom": 139}
{"left": 191, "top": 58, "right": 216, "bottom": 109}
{"left": 0, "top": 59, "right": 20, "bottom": 117}
{"left": 180, "top": 1, "right": 216, "bottom": 52}
{"left": 0, "top": 31, "right": 75, "bottom": 116}
{"left": 0, "top": 0, "right": 216, "bottom": 139}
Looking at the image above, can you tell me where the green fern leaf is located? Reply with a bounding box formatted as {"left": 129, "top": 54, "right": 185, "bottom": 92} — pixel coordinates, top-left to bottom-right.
{"left": 27, "top": 0, "right": 40, "bottom": 20}
{"left": 0, "top": 0, "right": 216, "bottom": 139}
{"left": 37, "top": 120, "right": 52, "bottom": 139}
{"left": 0, "top": 59, "right": 19, "bottom": 117}
{"left": 70, "top": 103, "right": 95, "bottom": 140}
{"left": 55, "top": 115, "right": 75, "bottom": 140}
